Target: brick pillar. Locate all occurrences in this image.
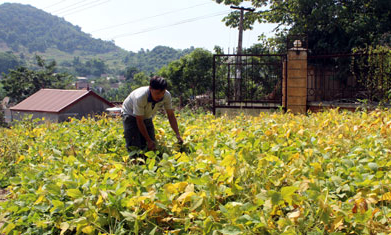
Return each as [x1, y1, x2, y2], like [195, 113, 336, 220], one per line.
[286, 47, 307, 114]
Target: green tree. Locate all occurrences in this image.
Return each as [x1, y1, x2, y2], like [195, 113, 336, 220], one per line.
[159, 48, 213, 105]
[131, 72, 150, 91]
[1, 55, 73, 103]
[124, 46, 195, 74]
[214, 0, 391, 53]
[124, 66, 139, 81]
[0, 51, 20, 74]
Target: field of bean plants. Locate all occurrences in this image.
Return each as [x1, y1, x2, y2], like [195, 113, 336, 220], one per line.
[1, 109, 391, 234]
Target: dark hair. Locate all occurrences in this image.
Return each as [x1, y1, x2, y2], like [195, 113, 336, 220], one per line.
[149, 76, 167, 90]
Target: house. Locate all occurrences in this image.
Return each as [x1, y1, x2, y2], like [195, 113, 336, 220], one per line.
[10, 89, 114, 122]
[75, 77, 89, 89]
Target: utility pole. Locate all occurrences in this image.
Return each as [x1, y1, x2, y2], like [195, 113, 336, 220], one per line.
[230, 6, 255, 101]
[230, 6, 255, 56]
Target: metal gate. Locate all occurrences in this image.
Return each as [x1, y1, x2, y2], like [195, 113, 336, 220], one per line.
[212, 54, 286, 114]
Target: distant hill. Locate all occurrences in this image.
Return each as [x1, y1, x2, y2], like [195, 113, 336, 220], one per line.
[0, 3, 196, 76]
[124, 46, 195, 74]
[0, 3, 122, 54]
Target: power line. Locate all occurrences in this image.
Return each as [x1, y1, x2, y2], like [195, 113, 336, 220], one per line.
[89, 2, 213, 33]
[112, 10, 230, 40]
[42, 0, 69, 10]
[60, 0, 111, 16]
[51, 0, 108, 16]
[50, 0, 89, 14]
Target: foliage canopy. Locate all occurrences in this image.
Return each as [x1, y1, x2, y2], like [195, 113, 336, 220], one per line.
[214, 0, 391, 53]
[1, 56, 73, 104]
[1, 109, 391, 234]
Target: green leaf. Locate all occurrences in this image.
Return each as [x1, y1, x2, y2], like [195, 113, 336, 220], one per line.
[368, 162, 378, 171]
[148, 158, 155, 170]
[268, 190, 283, 206]
[149, 226, 157, 235]
[190, 198, 203, 211]
[218, 225, 242, 235]
[2, 223, 16, 235]
[120, 211, 137, 221]
[66, 189, 83, 199]
[50, 200, 64, 213]
[144, 151, 156, 158]
[46, 184, 61, 196]
[281, 186, 298, 205]
[203, 216, 213, 234]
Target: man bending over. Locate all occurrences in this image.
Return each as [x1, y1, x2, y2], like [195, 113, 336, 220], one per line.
[122, 76, 183, 152]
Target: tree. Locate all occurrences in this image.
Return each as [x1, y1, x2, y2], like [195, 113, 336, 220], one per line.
[124, 67, 139, 81]
[0, 51, 20, 74]
[214, 0, 391, 53]
[1, 55, 73, 103]
[131, 72, 150, 91]
[159, 48, 213, 105]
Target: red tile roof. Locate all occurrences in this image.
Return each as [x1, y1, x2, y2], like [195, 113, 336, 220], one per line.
[10, 89, 114, 113]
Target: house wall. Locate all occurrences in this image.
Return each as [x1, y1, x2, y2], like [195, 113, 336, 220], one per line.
[10, 111, 59, 122]
[59, 95, 112, 121]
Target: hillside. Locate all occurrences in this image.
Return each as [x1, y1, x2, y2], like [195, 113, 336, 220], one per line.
[0, 3, 122, 54]
[0, 3, 195, 76]
[124, 46, 195, 74]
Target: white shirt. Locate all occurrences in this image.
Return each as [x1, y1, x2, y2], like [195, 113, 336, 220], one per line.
[122, 86, 172, 119]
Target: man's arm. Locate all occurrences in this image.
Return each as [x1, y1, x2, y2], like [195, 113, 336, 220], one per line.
[166, 109, 183, 143]
[135, 115, 155, 150]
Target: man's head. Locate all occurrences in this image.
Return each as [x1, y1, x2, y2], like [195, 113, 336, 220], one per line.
[149, 76, 167, 102]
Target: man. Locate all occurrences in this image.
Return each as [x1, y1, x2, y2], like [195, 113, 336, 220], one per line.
[122, 76, 183, 152]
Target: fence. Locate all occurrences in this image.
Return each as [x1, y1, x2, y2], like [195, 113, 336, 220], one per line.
[308, 53, 391, 104]
[213, 54, 285, 114]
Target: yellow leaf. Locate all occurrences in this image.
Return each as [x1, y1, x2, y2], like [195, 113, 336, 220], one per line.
[338, 134, 343, 139]
[311, 162, 322, 175]
[332, 217, 344, 231]
[164, 184, 177, 194]
[96, 195, 103, 207]
[381, 192, 391, 201]
[286, 130, 291, 138]
[16, 155, 25, 164]
[171, 202, 181, 213]
[221, 154, 236, 166]
[177, 191, 196, 204]
[126, 198, 137, 208]
[34, 195, 45, 205]
[175, 182, 188, 192]
[82, 225, 94, 234]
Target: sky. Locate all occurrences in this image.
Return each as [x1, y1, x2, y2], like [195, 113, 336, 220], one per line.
[0, 0, 277, 53]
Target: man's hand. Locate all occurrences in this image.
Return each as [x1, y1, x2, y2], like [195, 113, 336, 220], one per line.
[147, 140, 156, 151]
[176, 134, 183, 144]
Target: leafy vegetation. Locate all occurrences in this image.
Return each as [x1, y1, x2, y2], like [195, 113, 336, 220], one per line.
[1, 56, 73, 104]
[0, 51, 22, 75]
[159, 48, 213, 106]
[124, 46, 195, 74]
[215, 0, 391, 54]
[1, 109, 391, 234]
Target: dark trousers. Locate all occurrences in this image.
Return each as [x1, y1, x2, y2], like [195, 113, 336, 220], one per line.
[122, 115, 156, 151]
